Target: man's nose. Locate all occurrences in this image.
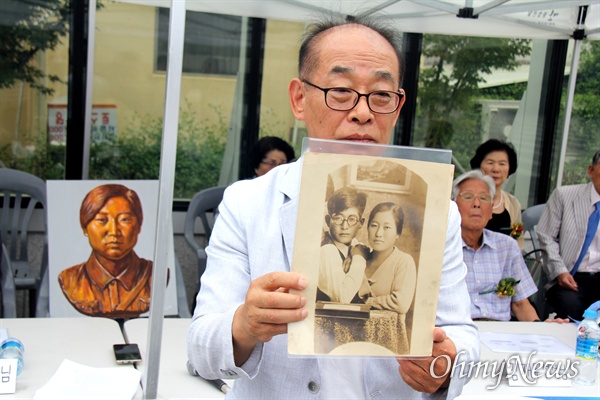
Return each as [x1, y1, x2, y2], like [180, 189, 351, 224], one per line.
[349, 96, 373, 123]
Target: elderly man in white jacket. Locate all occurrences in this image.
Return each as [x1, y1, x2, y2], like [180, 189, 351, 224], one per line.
[188, 13, 478, 399]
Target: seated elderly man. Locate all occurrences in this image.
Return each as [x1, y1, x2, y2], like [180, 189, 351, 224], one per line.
[453, 170, 545, 322]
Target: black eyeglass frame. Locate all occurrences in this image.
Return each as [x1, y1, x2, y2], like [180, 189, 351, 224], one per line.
[330, 214, 362, 227]
[302, 80, 404, 114]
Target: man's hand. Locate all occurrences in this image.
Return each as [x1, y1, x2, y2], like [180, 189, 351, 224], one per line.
[397, 328, 456, 394]
[557, 272, 578, 291]
[232, 272, 307, 366]
[544, 318, 571, 323]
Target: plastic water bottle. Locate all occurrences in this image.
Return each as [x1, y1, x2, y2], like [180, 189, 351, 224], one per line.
[574, 309, 599, 386]
[0, 337, 25, 376]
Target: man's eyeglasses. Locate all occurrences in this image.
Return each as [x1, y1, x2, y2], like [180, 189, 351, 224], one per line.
[457, 192, 492, 203]
[261, 158, 286, 167]
[302, 80, 403, 114]
[331, 214, 361, 226]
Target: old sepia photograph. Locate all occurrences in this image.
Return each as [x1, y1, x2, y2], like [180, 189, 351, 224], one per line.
[289, 151, 454, 357]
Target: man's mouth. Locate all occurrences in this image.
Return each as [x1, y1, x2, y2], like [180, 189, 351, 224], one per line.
[344, 134, 376, 142]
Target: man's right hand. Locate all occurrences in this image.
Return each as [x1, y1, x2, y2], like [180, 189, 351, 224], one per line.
[557, 272, 578, 291]
[232, 272, 308, 366]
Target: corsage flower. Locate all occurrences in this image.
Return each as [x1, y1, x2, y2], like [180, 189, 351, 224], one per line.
[510, 222, 524, 240]
[479, 278, 521, 298]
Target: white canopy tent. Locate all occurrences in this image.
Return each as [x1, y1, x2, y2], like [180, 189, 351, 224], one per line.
[113, 0, 599, 187]
[93, 1, 599, 398]
[121, 0, 600, 39]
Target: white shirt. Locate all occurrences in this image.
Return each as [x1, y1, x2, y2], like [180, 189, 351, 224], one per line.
[318, 238, 366, 303]
[319, 358, 365, 399]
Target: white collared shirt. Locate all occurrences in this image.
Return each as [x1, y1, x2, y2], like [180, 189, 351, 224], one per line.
[319, 357, 365, 399]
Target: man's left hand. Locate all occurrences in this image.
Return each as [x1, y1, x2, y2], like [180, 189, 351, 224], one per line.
[397, 327, 456, 393]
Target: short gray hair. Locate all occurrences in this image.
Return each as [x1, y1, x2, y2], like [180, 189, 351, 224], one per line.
[452, 170, 496, 200]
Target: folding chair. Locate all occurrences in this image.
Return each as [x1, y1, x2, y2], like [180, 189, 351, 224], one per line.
[1, 241, 17, 318]
[184, 186, 226, 310]
[522, 203, 546, 252]
[0, 168, 49, 317]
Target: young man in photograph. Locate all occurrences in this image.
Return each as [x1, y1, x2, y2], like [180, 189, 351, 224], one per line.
[317, 186, 369, 303]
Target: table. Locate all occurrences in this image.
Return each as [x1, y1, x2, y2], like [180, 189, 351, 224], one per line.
[314, 310, 408, 354]
[124, 318, 228, 399]
[0, 317, 139, 399]
[457, 321, 600, 398]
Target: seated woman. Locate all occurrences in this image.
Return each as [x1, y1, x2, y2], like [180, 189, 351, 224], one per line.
[251, 136, 295, 177]
[357, 202, 417, 352]
[470, 139, 524, 249]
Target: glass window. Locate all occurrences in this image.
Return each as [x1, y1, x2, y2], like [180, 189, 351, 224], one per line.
[0, 0, 70, 179]
[413, 34, 551, 208]
[81, 2, 246, 199]
[557, 41, 600, 187]
[259, 19, 305, 157]
[156, 8, 242, 76]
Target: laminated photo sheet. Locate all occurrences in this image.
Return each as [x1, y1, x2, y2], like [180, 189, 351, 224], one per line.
[289, 138, 454, 357]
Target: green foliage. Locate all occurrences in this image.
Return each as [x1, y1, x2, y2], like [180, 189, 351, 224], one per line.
[0, 105, 227, 199]
[0, 1, 104, 95]
[0, 135, 65, 179]
[561, 41, 600, 186]
[89, 105, 227, 199]
[417, 35, 531, 149]
[0, 0, 70, 95]
[480, 82, 527, 101]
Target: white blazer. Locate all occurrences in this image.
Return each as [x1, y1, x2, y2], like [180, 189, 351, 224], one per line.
[187, 159, 479, 399]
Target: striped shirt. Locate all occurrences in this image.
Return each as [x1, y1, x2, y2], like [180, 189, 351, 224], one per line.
[462, 229, 537, 321]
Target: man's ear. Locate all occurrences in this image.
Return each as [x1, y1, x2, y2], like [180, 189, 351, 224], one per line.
[359, 218, 365, 227]
[391, 88, 406, 124]
[289, 78, 306, 121]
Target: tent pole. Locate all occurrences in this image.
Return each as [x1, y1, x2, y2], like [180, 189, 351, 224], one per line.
[82, 0, 96, 179]
[556, 6, 587, 187]
[142, 0, 186, 398]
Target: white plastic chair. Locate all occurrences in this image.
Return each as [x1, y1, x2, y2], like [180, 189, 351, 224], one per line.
[0, 168, 49, 317]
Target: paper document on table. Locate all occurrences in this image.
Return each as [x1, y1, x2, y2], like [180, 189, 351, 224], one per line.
[34, 359, 141, 400]
[480, 332, 574, 354]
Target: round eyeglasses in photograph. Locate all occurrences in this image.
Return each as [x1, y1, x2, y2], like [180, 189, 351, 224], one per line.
[331, 215, 361, 226]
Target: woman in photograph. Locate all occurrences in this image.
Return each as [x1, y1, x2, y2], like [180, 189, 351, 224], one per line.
[358, 202, 417, 352]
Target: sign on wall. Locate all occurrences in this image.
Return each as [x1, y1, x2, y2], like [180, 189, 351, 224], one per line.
[47, 104, 117, 144]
